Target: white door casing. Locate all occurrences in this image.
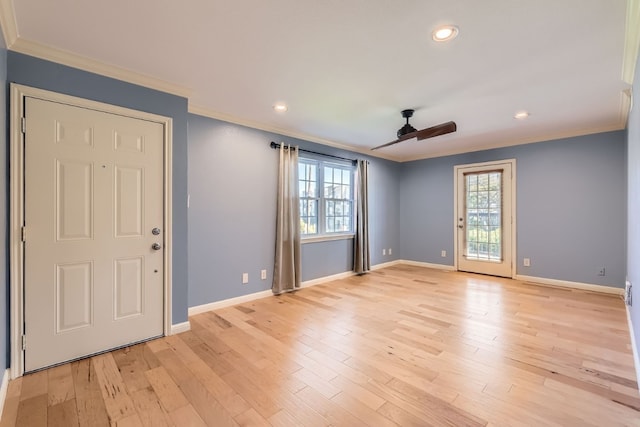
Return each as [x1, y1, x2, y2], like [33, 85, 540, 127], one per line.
[10, 85, 173, 377]
[454, 160, 516, 278]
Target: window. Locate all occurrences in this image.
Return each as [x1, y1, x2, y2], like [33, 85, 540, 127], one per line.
[299, 158, 354, 237]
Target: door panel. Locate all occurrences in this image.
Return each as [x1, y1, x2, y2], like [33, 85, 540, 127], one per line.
[114, 257, 144, 319]
[115, 166, 144, 237]
[56, 160, 93, 240]
[456, 161, 514, 278]
[56, 261, 93, 332]
[24, 97, 165, 372]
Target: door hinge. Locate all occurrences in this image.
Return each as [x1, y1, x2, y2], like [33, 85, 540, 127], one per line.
[21, 226, 26, 242]
[21, 117, 26, 134]
[22, 335, 26, 350]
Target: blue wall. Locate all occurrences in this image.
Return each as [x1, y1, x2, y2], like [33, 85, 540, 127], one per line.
[7, 52, 190, 324]
[400, 131, 627, 287]
[187, 113, 401, 307]
[628, 51, 640, 359]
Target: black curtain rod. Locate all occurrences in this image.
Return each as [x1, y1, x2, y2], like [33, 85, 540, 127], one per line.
[270, 141, 357, 165]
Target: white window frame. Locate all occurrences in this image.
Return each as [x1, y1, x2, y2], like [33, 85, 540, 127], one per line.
[299, 156, 356, 243]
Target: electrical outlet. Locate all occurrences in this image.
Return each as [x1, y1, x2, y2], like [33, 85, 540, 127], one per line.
[441, 250, 446, 258]
[261, 269, 267, 280]
[523, 258, 530, 267]
[242, 273, 248, 284]
[388, 248, 392, 255]
[383, 249, 386, 256]
[626, 281, 632, 306]
[598, 267, 605, 276]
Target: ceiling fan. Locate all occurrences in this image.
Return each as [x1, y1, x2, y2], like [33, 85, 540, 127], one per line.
[372, 109, 457, 150]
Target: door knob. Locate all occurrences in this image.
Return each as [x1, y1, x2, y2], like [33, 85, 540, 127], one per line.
[152, 243, 162, 250]
[458, 225, 464, 229]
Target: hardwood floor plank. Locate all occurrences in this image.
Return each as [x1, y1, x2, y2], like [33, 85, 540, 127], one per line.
[2, 265, 638, 426]
[71, 359, 110, 427]
[330, 391, 399, 427]
[144, 366, 189, 413]
[0, 378, 22, 427]
[267, 408, 302, 427]
[47, 398, 79, 427]
[130, 386, 173, 427]
[113, 344, 160, 394]
[20, 370, 48, 402]
[47, 364, 75, 406]
[91, 353, 137, 423]
[234, 408, 271, 427]
[15, 394, 47, 426]
[168, 404, 207, 427]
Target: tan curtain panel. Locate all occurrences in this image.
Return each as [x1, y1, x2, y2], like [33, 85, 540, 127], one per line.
[272, 144, 301, 294]
[354, 159, 370, 274]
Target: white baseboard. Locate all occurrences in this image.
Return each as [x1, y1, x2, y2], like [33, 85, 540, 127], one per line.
[627, 307, 640, 391]
[301, 270, 357, 287]
[398, 259, 456, 271]
[516, 274, 625, 295]
[0, 369, 9, 421]
[169, 321, 191, 335]
[371, 260, 403, 270]
[188, 290, 273, 316]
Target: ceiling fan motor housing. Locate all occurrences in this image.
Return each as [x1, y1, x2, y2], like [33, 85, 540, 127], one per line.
[398, 123, 417, 138]
[398, 109, 417, 137]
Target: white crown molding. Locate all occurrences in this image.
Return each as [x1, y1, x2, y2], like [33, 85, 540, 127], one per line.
[0, 0, 18, 47]
[400, 121, 626, 163]
[188, 103, 401, 163]
[9, 38, 191, 99]
[623, 0, 640, 84]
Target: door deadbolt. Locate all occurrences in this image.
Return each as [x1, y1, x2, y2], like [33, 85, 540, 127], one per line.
[152, 228, 161, 235]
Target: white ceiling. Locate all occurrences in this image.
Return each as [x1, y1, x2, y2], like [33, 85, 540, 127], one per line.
[3, 0, 635, 161]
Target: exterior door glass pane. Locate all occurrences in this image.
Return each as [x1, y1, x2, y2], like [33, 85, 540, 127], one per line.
[465, 171, 502, 261]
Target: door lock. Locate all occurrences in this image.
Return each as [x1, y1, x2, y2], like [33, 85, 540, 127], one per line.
[152, 228, 161, 235]
[152, 243, 162, 250]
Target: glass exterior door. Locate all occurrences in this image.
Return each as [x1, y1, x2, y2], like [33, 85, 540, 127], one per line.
[456, 161, 514, 277]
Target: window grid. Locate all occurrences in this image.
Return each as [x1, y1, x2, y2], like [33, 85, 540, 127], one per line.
[298, 158, 354, 236]
[465, 171, 502, 261]
[299, 161, 318, 235]
[323, 166, 353, 233]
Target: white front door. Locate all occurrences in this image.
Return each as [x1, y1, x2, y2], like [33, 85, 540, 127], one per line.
[24, 97, 165, 372]
[455, 160, 515, 278]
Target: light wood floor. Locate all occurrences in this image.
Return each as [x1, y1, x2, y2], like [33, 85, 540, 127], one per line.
[2, 265, 639, 426]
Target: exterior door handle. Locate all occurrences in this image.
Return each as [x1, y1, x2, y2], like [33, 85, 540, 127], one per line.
[152, 243, 162, 250]
[458, 225, 464, 229]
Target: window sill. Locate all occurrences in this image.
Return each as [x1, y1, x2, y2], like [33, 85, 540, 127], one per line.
[301, 233, 355, 244]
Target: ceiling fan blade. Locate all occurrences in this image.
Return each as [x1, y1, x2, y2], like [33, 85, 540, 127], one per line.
[371, 131, 417, 150]
[415, 121, 457, 140]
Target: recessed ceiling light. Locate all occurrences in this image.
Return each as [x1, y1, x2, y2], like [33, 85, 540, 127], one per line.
[514, 111, 530, 119]
[273, 103, 288, 113]
[432, 25, 459, 42]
